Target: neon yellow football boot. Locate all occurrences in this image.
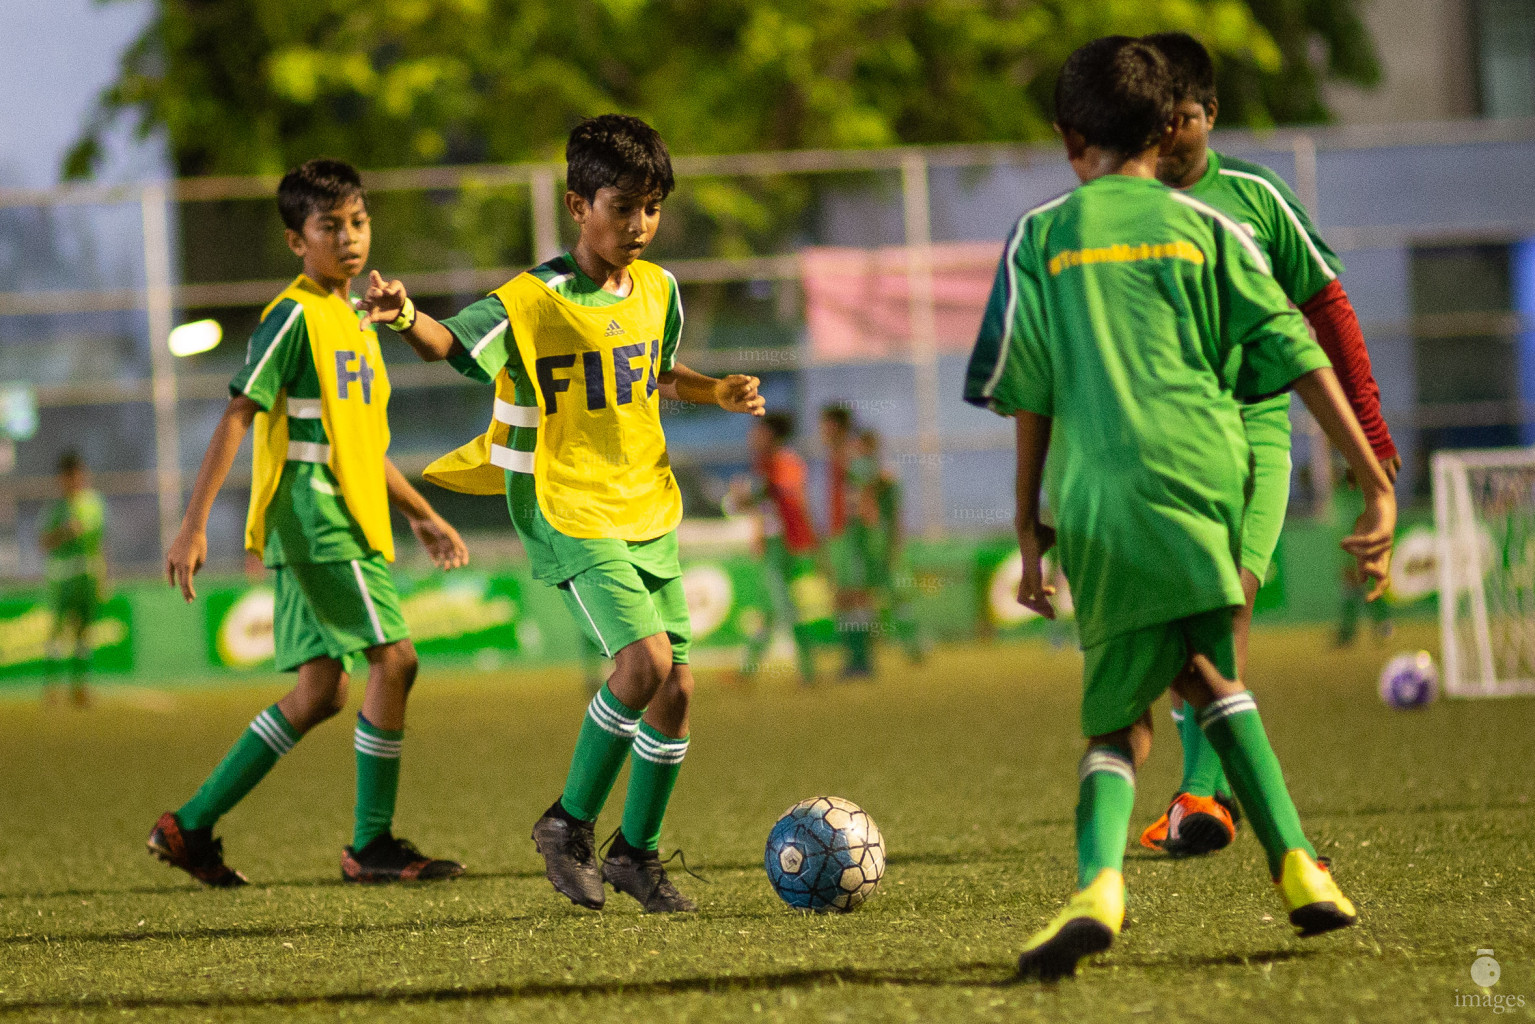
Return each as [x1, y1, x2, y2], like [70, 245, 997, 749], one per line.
[1277, 849, 1357, 936]
[1016, 868, 1124, 981]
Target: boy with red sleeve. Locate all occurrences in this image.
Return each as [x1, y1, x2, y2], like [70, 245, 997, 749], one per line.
[1138, 33, 1399, 857]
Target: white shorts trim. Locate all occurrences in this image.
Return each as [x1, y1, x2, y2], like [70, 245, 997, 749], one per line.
[350, 559, 387, 645]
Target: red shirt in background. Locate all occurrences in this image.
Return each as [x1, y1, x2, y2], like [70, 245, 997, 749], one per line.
[760, 449, 818, 554]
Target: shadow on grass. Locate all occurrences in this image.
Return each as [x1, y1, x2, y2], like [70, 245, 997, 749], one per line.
[0, 911, 542, 948]
[0, 962, 1011, 1013]
[0, 837, 1073, 906]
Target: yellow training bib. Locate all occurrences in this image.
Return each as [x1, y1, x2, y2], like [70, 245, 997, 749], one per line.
[245, 275, 395, 561]
[429, 262, 682, 540]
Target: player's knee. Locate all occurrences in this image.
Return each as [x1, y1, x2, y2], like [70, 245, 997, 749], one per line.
[320, 677, 350, 720]
[617, 634, 673, 702]
[372, 640, 419, 694]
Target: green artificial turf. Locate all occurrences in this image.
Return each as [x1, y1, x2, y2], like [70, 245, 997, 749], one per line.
[1, 622, 1531, 1023]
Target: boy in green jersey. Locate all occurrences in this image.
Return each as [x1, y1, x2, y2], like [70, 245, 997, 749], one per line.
[366, 115, 765, 913]
[963, 37, 1396, 980]
[820, 405, 877, 677]
[153, 160, 469, 888]
[852, 429, 923, 664]
[40, 451, 106, 706]
[1136, 33, 1400, 857]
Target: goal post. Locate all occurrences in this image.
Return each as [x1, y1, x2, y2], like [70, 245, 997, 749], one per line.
[1433, 447, 1535, 697]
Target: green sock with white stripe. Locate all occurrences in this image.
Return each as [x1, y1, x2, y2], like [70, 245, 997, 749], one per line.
[177, 705, 299, 830]
[1199, 692, 1316, 879]
[353, 714, 403, 851]
[1173, 704, 1231, 799]
[559, 685, 642, 822]
[621, 723, 689, 851]
[1075, 745, 1136, 890]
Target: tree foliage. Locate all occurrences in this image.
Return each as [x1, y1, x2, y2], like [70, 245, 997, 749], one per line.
[68, 0, 1377, 179]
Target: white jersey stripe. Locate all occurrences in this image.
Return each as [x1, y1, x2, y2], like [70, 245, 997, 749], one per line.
[286, 397, 322, 419]
[981, 192, 1072, 402]
[469, 318, 509, 359]
[1217, 169, 1337, 283]
[1171, 192, 1272, 274]
[242, 303, 304, 397]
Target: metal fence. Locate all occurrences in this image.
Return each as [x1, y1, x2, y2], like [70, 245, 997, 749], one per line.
[4, 118, 1535, 577]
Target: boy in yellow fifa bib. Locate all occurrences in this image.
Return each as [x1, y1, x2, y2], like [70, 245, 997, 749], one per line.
[153, 160, 469, 887]
[366, 115, 764, 913]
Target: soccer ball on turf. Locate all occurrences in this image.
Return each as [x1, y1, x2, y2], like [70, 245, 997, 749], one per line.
[1379, 650, 1438, 708]
[764, 796, 885, 912]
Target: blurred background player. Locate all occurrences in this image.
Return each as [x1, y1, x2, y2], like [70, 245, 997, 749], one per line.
[1137, 32, 1400, 859]
[368, 115, 764, 914]
[966, 36, 1394, 980]
[40, 451, 105, 707]
[853, 429, 925, 665]
[736, 412, 822, 684]
[153, 159, 469, 888]
[820, 404, 876, 678]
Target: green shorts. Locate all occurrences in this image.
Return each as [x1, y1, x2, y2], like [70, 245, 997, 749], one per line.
[273, 555, 409, 673]
[1240, 397, 1293, 587]
[559, 561, 692, 664]
[1080, 606, 1238, 737]
[50, 574, 101, 626]
[828, 529, 872, 590]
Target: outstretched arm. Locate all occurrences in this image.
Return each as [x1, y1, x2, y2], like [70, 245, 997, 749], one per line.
[385, 459, 469, 571]
[1013, 410, 1057, 619]
[1292, 368, 1396, 599]
[166, 395, 260, 601]
[360, 271, 462, 362]
[659, 362, 766, 416]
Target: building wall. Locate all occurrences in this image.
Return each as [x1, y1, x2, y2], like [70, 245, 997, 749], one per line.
[1323, 0, 1479, 125]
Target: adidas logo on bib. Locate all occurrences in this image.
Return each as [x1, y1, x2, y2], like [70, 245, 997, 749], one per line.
[604, 319, 625, 337]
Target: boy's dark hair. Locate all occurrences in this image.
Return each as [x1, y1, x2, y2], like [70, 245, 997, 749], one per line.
[858, 428, 881, 448]
[57, 450, 83, 474]
[277, 159, 366, 231]
[762, 412, 795, 442]
[820, 404, 852, 431]
[1054, 36, 1173, 156]
[1143, 32, 1217, 110]
[566, 115, 675, 203]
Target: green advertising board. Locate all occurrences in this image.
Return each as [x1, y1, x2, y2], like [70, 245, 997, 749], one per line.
[0, 591, 133, 680]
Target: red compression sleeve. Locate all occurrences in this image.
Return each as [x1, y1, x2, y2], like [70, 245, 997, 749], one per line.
[1300, 280, 1396, 462]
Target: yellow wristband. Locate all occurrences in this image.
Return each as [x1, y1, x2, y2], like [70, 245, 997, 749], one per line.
[387, 297, 417, 332]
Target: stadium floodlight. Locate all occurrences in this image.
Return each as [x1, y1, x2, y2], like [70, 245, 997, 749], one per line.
[168, 319, 223, 357]
[0, 383, 37, 441]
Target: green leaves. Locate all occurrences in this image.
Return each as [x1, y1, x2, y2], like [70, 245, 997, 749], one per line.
[73, 0, 1376, 179]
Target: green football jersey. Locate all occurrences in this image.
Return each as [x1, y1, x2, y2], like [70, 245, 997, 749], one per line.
[1185, 151, 1348, 445]
[230, 298, 372, 566]
[441, 253, 684, 583]
[963, 174, 1330, 648]
[42, 490, 106, 582]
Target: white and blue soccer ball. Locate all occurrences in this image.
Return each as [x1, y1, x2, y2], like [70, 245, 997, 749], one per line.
[764, 796, 886, 912]
[1379, 650, 1438, 708]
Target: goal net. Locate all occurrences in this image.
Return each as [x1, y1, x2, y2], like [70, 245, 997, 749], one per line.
[1433, 447, 1535, 697]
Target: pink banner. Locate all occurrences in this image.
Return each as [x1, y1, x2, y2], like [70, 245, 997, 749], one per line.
[800, 241, 1004, 363]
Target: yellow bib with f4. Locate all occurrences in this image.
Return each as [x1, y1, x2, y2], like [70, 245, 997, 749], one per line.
[245, 275, 395, 561]
[429, 261, 682, 540]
